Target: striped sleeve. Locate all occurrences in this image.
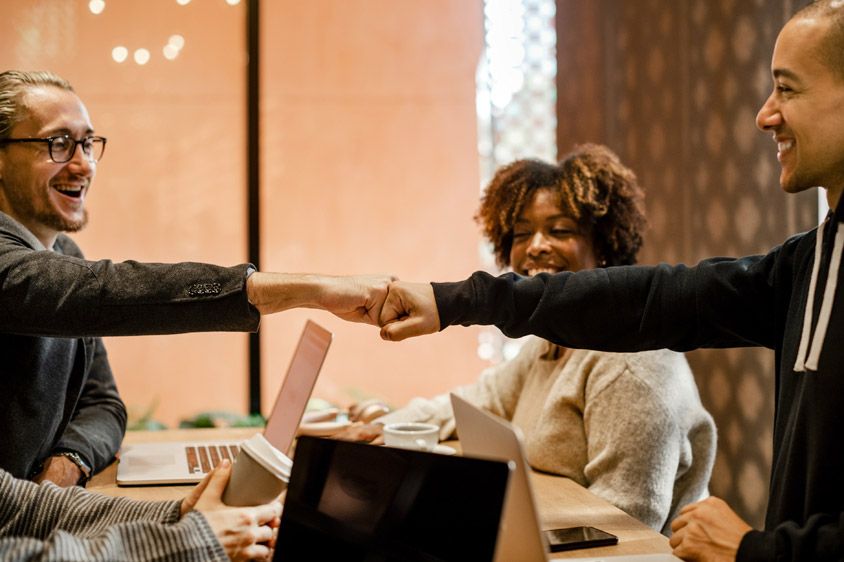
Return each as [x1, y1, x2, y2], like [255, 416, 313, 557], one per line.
[0, 470, 226, 561]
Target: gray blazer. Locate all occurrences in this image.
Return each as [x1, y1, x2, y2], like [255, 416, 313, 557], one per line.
[0, 211, 259, 478]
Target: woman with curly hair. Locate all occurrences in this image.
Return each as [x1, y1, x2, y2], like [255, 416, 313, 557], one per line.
[340, 144, 715, 534]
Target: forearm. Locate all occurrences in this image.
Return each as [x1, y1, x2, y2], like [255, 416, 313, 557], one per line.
[582, 370, 680, 531]
[0, 511, 225, 562]
[246, 272, 338, 314]
[433, 258, 780, 352]
[738, 513, 844, 561]
[54, 339, 127, 473]
[0, 248, 258, 337]
[0, 471, 226, 561]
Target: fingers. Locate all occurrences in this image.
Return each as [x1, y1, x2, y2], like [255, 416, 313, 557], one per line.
[181, 468, 215, 516]
[380, 315, 433, 341]
[252, 501, 283, 526]
[236, 543, 272, 562]
[198, 459, 232, 505]
[378, 282, 440, 340]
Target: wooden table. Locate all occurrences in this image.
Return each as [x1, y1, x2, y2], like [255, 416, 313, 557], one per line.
[90, 428, 672, 559]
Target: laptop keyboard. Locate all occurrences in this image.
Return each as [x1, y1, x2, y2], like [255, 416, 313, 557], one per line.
[185, 444, 241, 474]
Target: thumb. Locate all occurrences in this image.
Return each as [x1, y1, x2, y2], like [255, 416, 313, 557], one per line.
[380, 317, 424, 341]
[199, 459, 232, 504]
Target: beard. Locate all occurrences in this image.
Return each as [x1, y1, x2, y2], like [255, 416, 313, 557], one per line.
[2, 183, 89, 235]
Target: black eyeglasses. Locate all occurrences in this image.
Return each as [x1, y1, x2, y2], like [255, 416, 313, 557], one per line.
[0, 135, 107, 163]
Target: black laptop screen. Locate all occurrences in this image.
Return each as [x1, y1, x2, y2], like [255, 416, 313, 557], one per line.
[274, 436, 510, 562]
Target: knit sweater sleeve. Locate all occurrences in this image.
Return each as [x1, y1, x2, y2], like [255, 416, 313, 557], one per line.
[376, 338, 543, 440]
[0, 471, 227, 562]
[580, 360, 685, 532]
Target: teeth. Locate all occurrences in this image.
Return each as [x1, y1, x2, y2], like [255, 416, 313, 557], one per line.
[527, 268, 559, 276]
[777, 140, 794, 153]
[53, 185, 83, 192]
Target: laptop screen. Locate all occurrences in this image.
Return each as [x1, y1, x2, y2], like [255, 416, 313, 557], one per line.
[263, 320, 332, 454]
[274, 436, 511, 562]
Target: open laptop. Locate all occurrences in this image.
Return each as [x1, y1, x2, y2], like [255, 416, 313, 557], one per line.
[116, 320, 332, 485]
[451, 393, 681, 562]
[274, 435, 513, 562]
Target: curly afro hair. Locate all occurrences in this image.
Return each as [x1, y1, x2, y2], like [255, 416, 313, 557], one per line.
[475, 143, 647, 269]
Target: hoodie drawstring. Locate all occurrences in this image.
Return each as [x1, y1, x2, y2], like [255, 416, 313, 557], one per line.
[794, 218, 843, 372]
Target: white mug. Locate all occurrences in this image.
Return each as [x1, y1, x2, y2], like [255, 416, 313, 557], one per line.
[383, 422, 439, 452]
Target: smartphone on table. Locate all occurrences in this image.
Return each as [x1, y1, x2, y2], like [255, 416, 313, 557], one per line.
[544, 525, 618, 552]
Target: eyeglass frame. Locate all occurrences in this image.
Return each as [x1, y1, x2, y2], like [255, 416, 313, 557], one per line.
[0, 134, 107, 164]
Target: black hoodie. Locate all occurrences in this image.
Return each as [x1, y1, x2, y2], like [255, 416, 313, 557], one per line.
[433, 196, 844, 561]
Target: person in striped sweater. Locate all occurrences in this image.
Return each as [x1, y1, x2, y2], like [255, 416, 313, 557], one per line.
[0, 459, 281, 561]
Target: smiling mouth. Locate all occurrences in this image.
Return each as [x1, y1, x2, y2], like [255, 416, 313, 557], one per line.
[53, 185, 84, 199]
[525, 266, 562, 276]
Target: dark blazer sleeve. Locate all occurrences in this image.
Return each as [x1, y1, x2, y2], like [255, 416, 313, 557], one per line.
[0, 216, 260, 338]
[53, 337, 127, 474]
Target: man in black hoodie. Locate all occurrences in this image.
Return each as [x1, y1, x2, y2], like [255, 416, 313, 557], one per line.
[377, 1, 844, 560]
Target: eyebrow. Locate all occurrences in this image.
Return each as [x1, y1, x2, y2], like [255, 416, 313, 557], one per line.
[515, 214, 572, 222]
[41, 126, 95, 137]
[773, 68, 802, 83]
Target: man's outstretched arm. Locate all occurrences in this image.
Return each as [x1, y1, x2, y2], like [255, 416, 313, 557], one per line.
[246, 272, 394, 325]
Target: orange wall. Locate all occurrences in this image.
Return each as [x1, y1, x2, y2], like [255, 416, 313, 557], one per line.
[1, 0, 486, 425]
[259, 0, 486, 414]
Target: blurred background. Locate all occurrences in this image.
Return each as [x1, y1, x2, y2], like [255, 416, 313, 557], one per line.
[1, 0, 819, 527]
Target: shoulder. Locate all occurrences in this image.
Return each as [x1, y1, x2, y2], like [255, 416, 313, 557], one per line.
[575, 348, 697, 402]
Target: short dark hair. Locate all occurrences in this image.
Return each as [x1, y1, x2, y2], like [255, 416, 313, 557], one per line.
[0, 70, 74, 140]
[792, 0, 844, 82]
[475, 143, 647, 269]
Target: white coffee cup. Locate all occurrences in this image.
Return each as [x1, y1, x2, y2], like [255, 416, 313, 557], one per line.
[382, 422, 439, 452]
[222, 433, 292, 506]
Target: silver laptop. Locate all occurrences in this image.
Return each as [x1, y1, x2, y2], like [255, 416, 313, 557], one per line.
[450, 394, 680, 562]
[116, 320, 332, 485]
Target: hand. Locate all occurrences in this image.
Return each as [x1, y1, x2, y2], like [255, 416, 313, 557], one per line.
[332, 422, 384, 444]
[181, 460, 282, 562]
[669, 496, 752, 561]
[379, 281, 440, 341]
[32, 455, 82, 487]
[246, 273, 395, 326]
[317, 274, 395, 325]
[348, 399, 391, 423]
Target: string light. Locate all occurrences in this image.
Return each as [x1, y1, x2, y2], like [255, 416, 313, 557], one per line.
[134, 48, 151, 65]
[111, 46, 128, 63]
[97, 1, 241, 66]
[89, 0, 105, 15]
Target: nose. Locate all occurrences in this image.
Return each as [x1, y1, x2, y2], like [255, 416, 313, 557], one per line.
[526, 232, 551, 255]
[66, 142, 94, 175]
[756, 91, 781, 132]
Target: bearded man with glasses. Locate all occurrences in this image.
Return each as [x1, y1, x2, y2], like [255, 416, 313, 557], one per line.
[0, 70, 393, 498]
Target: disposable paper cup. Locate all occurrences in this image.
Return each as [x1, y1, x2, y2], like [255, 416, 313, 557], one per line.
[383, 422, 439, 452]
[222, 433, 292, 506]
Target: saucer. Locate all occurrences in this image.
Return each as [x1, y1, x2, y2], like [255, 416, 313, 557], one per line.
[433, 444, 457, 455]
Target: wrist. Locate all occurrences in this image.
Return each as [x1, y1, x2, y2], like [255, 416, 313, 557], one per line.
[54, 451, 92, 486]
[247, 272, 324, 314]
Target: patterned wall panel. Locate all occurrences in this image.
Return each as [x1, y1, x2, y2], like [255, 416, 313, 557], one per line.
[557, 0, 817, 527]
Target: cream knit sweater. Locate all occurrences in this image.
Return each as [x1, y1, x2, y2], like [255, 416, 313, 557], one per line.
[377, 337, 716, 534]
